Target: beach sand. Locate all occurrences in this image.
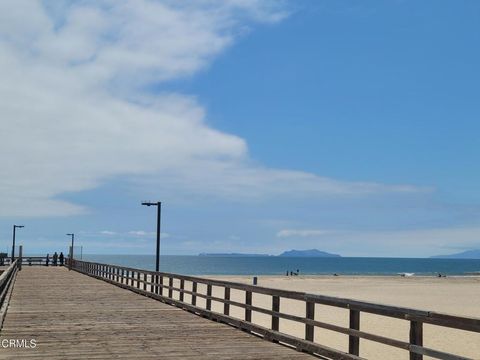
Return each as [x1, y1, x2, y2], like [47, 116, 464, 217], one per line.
[191, 275, 480, 359]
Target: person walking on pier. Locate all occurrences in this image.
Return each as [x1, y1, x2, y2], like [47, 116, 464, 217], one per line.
[52, 252, 58, 266]
[45, 254, 49, 266]
[59, 252, 64, 266]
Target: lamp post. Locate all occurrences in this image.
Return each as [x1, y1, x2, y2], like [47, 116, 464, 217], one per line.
[141, 201, 161, 272]
[11, 225, 24, 261]
[66, 233, 74, 270]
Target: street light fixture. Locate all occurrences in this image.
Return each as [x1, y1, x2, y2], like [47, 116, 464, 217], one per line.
[141, 201, 161, 272]
[11, 225, 25, 261]
[66, 233, 74, 270]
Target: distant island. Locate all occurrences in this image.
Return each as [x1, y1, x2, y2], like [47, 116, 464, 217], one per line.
[198, 249, 341, 257]
[198, 253, 271, 257]
[279, 249, 341, 258]
[431, 249, 480, 259]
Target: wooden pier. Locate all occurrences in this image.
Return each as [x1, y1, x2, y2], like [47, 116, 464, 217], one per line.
[0, 259, 479, 359]
[0, 267, 313, 359]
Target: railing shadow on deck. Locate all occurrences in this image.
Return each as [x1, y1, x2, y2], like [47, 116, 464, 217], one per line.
[69, 259, 480, 360]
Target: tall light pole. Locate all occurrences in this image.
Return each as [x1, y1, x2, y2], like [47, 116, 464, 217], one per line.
[141, 201, 161, 272]
[11, 225, 24, 261]
[67, 233, 74, 270]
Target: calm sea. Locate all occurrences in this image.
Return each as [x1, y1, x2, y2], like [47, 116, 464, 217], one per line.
[79, 255, 480, 276]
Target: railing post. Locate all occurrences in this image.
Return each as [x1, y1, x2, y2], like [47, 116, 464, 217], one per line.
[18, 245, 23, 271]
[245, 291, 252, 322]
[305, 300, 315, 342]
[179, 279, 184, 302]
[143, 273, 147, 291]
[349, 309, 360, 355]
[271, 295, 280, 331]
[206, 284, 212, 311]
[68, 246, 72, 271]
[168, 277, 173, 298]
[158, 275, 162, 295]
[224, 287, 230, 315]
[192, 282, 197, 306]
[409, 321, 423, 360]
[136, 271, 140, 288]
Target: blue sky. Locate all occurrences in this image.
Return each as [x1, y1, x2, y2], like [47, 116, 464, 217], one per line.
[1, 0, 479, 257]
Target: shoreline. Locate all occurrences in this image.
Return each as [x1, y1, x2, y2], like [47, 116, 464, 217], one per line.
[202, 273, 480, 278]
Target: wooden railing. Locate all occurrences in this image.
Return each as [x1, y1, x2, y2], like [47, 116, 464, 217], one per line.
[4, 256, 65, 266]
[69, 259, 480, 360]
[0, 260, 20, 329]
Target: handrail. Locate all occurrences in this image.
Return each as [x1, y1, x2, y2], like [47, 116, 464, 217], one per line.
[3, 257, 64, 266]
[69, 259, 479, 360]
[0, 260, 20, 329]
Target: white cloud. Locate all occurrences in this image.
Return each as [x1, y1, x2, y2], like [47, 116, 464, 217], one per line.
[0, 0, 424, 217]
[100, 230, 116, 235]
[277, 229, 332, 238]
[128, 230, 152, 237]
[128, 230, 170, 238]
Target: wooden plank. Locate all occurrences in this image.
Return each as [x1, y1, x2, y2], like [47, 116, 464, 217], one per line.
[245, 291, 252, 322]
[168, 277, 173, 298]
[272, 295, 280, 332]
[206, 284, 212, 311]
[224, 287, 230, 316]
[349, 309, 360, 356]
[179, 279, 185, 302]
[305, 301, 315, 342]
[192, 281, 197, 306]
[410, 321, 423, 360]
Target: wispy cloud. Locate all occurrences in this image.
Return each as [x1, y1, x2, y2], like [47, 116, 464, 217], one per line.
[128, 230, 170, 238]
[276, 229, 332, 238]
[0, 0, 425, 217]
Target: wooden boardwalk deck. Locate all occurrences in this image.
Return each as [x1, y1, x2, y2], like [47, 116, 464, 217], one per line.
[0, 267, 314, 359]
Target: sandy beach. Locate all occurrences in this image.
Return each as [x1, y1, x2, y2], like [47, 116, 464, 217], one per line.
[197, 275, 480, 359]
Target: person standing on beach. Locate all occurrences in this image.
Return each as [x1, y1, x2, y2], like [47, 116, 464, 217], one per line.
[52, 252, 58, 266]
[45, 254, 49, 266]
[59, 252, 64, 266]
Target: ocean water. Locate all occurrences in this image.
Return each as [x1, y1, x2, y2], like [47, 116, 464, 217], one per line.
[80, 255, 480, 276]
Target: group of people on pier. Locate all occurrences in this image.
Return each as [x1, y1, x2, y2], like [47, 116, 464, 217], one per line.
[45, 252, 64, 266]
